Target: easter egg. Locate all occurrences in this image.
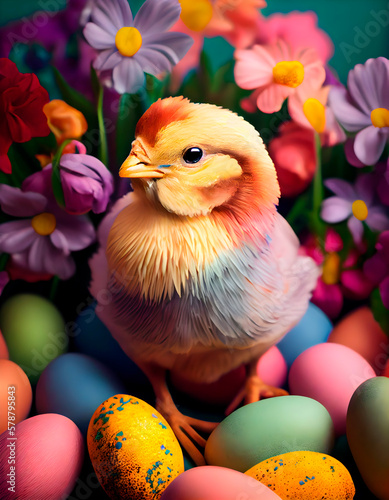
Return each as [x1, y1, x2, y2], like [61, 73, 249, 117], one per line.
[170, 365, 246, 406]
[256, 346, 288, 387]
[289, 342, 376, 435]
[88, 394, 184, 499]
[245, 451, 355, 499]
[205, 395, 334, 472]
[36, 353, 126, 435]
[347, 376, 389, 500]
[160, 466, 282, 500]
[277, 302, 332, 367]
[0, 330, 8, 359]
[0, 294, 68, 384]
[328, 307, 389, 374]
[73, 303, 149, 385]
[0, 359, 32, 434]
[0, 413, 84, 500]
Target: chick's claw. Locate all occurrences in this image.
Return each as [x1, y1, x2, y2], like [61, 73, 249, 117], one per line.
[225, 374, 289, 416]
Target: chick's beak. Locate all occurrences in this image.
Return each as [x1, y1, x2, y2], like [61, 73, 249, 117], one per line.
[119, 154, 165, 179]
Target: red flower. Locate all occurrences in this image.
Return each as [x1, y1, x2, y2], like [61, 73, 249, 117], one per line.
[0, 58, 50, 174]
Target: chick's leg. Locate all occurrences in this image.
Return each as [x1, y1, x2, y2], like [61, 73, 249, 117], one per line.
[225, 358, 288, 415]
[139, 362, 218, 466]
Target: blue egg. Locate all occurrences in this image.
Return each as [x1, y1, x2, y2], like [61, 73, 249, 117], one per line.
[72, 302, 148, 385]
[277, 302, 333, 367]
[35, 353, 126, 434]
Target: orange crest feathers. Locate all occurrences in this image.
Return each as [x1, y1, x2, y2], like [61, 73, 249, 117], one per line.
[135, 96, 191, 147]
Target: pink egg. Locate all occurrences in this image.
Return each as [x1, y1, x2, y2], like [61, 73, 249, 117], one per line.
[289, 343, 376, 435]
[160, 466, 282, 500]
[257, 346, 288, 387]
[0, 330, 8, 359]
[0, 414, 84, 500]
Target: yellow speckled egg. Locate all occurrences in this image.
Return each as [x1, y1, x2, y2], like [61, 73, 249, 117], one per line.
[87, 394, 184, 500]
[245, 451, 355, 499]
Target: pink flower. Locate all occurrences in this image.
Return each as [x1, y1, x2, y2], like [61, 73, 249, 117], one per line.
[255, 11, 334, 64]
[234, 40, 326, 113]
[171, 0, 265, 87]
[300, 229, 374, 319]
[364, 231, 389, 309]
[268, 122, 316, 197]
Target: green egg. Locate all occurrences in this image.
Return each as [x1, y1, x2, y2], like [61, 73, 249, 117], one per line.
[347, 376, 389, 500]
[0, 294, 68, 384]
[205, 395, 335, 472]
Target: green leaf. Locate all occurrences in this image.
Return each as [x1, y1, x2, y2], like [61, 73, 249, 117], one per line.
[116, 93, 144, 167]
[371, 288, 389, 336]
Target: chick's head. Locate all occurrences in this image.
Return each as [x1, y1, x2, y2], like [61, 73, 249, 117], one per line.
[120, 97, 280, 219]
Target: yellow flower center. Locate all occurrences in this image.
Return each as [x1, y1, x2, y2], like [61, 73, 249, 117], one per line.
[273, 61, 305, 88]
[352, 199, 368, 221]
[371, 107, 389, 128]
[303, 98, 326, 133]
[115, 27, 142, 57]
[31, 213, 57, 236]
[179, 0, 213, 31]
[322, 252, 341, 285]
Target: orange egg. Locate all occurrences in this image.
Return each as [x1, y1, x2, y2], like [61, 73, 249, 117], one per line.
[0, 330, 8, 359]
[0, 359, 32, 434]
[328, 307, 388, 374]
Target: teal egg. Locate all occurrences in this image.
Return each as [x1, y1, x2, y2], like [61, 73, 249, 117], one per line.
[347, 376, 389, 500]
[205, 395, 334, 472]
[0, 294, 68, 384]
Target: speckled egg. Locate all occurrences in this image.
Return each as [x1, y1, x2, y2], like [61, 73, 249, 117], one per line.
[87, 394, 184, 500]
[245, 451, 355, 499]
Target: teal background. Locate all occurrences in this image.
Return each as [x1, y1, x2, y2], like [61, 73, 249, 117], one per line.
[1, 0, 388, 83]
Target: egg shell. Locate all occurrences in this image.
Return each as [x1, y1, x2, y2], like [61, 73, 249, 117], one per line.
[0, 330, 8, 359]
[0, 294, 68, 384]
[36, 353, 126, 435]
[170, 365, 246, 406]
[0, 359, 32, 434]
[88, 394, 184, 499]
[328, 307, 389, 374]
[245, 451, 355, 499]
[160, 465, 282, 500]
[205, 395, 334, 472]
[256, 346, 288, 387]
[347, 376, 389, 500]
[0, 413, 84, 500]
[289, 342, 376, 435]
[277, 302, 333, 367]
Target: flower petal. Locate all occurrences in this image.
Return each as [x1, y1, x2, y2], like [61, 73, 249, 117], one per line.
[347, 216, 364, 245]
[0, 184, 47, 216]
[344, 137, 365, 167]
[234, 45, 274, 89]
[341, 269, 374, 300]
[379, 275, 389, 309]
[93, 48, 122, 71]
[93, 0, 133, 32]
[354, 126, 388, 166]
[0, 220, 36, 253]
[27, 236, 76, 279]
[135, 0, 181, 34]
[112, 58, 145, 94]
[54, 214, 96, 251]
[348, 57, 389, 113]
[311, 279, 343, 319]
[142, 32, 193, 65]
[366, 207, 389, 232]
[321, 197, 352, 223]
[83, 22, 115, 50]
[328, 86, 371, 132]
[256, 84, 293, 114]
[50, 229, 70, 256]
[324, 178, 356, 201]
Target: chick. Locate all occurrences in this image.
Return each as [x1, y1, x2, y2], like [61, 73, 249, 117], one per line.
[89, 97, 319, 465]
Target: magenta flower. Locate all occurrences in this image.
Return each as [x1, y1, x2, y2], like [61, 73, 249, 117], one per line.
[321, 175, 389, 245]
[329, 57, 389, 165]
[24, 153, 114, 215]
[0, 271, 9, 297]
[364, 231, 389, 309]
[83, 0, 193, 94]
[0, 183, 95, 280]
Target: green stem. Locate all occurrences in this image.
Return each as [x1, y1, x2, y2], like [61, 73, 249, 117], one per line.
[97, 83, 108, 167]
[49, 275, 60, 302]
[51, 139, 72, 207]
[0, 253, 9, 272]
[312, 132, 326, 248]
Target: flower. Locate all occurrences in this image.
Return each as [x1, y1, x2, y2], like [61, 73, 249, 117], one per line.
[287, 83, 346, 146]
[35, 140, 87, 168]
[255, 11, 334, 64]
[364, 231, 389, 309]
[83, 0, 193, 94]
[268, 122, 316, 197]
[329, 57, 389, 165]
[321, 175, 389, 245]
[234, 40, 326, 113]
[25, 153, 114, 215]
[0, 183, 95, 280]
[0, 271, 9, 297]
[0, 58, 50, 174]
[300, 229, 374, 318]
[43, 100, 88, 145]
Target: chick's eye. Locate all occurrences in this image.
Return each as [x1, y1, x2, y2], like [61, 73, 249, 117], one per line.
[183, 147, 203, 164]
